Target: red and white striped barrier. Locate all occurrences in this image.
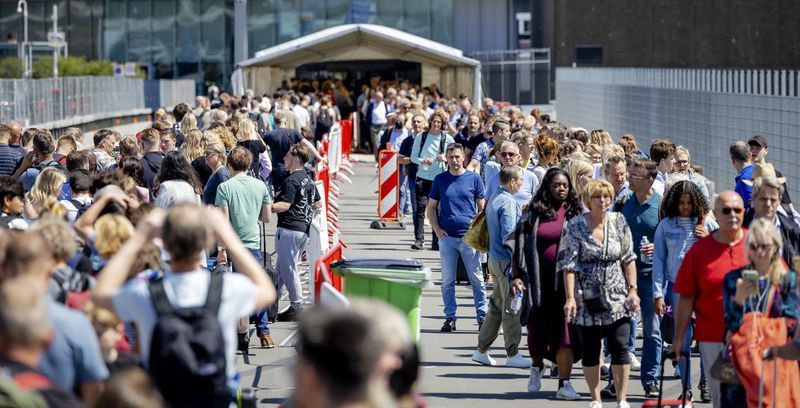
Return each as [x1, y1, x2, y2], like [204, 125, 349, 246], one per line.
[378, 149, 399, 221]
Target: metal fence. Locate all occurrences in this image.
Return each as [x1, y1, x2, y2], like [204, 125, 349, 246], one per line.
[470, 49, 552, 105]
[556, 67, 800, 197]
[0, 77, 196, 128]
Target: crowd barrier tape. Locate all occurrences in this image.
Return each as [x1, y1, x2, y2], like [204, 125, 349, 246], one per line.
[377, 149, 400, 221]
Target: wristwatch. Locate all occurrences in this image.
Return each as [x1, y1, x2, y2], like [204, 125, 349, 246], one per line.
[627, 284, 637, 291]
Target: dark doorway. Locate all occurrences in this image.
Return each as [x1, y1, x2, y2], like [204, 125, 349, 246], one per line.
[296, 59, 422, 94]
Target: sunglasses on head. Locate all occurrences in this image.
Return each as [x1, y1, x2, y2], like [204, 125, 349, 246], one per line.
[721, 207, 744, 215]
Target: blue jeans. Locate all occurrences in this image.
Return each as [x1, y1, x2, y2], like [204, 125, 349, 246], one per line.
[231, 248, 269, 335]
[666, 281, 705, 385]
[439, 236, 487, 322]
[407, 172, 417, 216]
[637, 274, 662, 387]
[398, 165, 412, 215]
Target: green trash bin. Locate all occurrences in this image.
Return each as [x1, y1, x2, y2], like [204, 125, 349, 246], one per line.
[332, 258, 431, 340]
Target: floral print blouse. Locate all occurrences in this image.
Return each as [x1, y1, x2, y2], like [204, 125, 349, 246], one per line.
[557, 212, 637, 326]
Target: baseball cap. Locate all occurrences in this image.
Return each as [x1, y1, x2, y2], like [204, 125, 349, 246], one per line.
[747, 135, 768, 148]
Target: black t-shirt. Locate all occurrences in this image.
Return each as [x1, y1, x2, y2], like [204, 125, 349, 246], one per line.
[398, 133, 417, 180]
[276, 170, 321, 233]
[237, 140, 267, 177]
[140, 151, 164, 191]
[264, 128, 304, 177]
[191, 156, 213, 186]
[466, 133, 488, 152]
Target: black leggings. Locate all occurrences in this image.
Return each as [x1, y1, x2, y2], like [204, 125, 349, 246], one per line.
[579, 317, 631, 367]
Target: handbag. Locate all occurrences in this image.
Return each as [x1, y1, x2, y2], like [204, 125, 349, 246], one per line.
[729, 283, 800, 408]
[463, 210, 489, 253]
[710, 341, 740, 385]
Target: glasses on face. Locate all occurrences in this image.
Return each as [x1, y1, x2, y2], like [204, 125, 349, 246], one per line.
[676, 160, 689, 165]
[721, 207, 744, 215]
[629, 173, 648, 180]
[749, 242, 772, 251]
[500, 152, 517, 158]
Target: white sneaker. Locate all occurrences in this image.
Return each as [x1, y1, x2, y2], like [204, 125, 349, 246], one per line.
[505, 353, 531, 368]
[617, 401, 631, 408]
[555, 380, 581, 400]
[471, 349, 496, 366]
[589, 401, 603, 408]
[629, 352, 641, 371]
[527, 366, 543, 393]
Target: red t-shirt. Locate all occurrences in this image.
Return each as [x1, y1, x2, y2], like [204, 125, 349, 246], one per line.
[674, 230, 748, 342]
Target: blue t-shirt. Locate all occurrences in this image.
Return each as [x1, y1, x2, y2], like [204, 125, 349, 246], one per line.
[735, 164, 754, 205]
[619, 189, 662, 277]
[429, 170, 485, 237]
[485, 167, 540, 207]
[40, 301, 109, 390]
[203, 167, 231, 205]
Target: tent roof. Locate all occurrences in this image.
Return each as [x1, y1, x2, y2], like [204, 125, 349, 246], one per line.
[239, 24, 480, 69]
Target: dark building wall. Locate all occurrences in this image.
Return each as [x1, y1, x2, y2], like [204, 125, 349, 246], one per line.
[550, 0, 800, 68]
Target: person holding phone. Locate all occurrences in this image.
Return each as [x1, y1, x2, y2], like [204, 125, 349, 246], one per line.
[652, 180, 717, 403]
[560, 180, 639, 408]
[721, 219, 800, 406]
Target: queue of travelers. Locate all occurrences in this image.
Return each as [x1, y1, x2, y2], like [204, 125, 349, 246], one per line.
[377, 87, 800, 408]
[0, 75, 799, 408]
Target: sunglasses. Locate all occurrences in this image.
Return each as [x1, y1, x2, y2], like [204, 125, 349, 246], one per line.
[721, 207, 744, 215]
[500, 152, 518, 158]
[749, 243, 772, 251]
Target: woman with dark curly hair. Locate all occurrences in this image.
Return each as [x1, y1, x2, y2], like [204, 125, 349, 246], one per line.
[509, 167, 584, 400]
[153, 150, 202, 209]
[652, 180, 717, 403]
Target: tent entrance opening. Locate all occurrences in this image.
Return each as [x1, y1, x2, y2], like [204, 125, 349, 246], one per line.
[295, 60, 422, 90]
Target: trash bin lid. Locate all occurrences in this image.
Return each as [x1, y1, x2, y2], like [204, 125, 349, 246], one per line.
[331, 258, 425, 271]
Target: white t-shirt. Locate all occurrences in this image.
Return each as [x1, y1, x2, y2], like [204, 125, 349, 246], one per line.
[154, 180, 201, 209]
[112, 270, 257, 387]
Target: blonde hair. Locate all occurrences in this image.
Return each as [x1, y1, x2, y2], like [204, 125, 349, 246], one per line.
[582, 179, 615, 208]
[84, 301, 120, 330]
[30, 167, 66, 209]
[746, 218, 787, 285]
[566, 159, 593, 196]
[29, 216, 77, 263]
[205, 142, 226, 166]
[675, 145, 691, 161]
[180, 129, 204, 162]
[591, 129, 614, 146]
[180, 113, 198, 134]
[601, 144, 626, 167]
[207, 127, 235, 150]
[584, 143, 602, 156]
[95, 214, 135, 259]
[235, 119, 258, 142]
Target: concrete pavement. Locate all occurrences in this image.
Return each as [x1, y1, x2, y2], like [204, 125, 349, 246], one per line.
[236, 157, 707, 407]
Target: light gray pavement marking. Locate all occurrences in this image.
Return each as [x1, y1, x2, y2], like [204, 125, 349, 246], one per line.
[237, 157, 707, 407]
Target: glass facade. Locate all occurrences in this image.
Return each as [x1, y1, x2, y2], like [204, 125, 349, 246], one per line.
[0, 0, 454, 87]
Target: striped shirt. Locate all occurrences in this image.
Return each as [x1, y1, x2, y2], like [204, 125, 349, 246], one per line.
[0, 144, 22, 177]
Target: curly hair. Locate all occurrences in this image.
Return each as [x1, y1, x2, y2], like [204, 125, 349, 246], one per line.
[660, 180, 709, 220]
[526, 167, 583, 223]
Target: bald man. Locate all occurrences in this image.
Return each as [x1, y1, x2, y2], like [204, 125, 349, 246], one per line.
[672, 191, 747, 408]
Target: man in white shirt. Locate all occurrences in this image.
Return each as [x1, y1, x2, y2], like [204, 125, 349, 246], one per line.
[649, 139, 676, 196]
[93, 204, 276, 399]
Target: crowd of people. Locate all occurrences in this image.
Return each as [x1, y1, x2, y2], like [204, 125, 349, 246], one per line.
[0, 82, 426, 408]
[365, 85, 800, 408]
[0, 75, 799, 408]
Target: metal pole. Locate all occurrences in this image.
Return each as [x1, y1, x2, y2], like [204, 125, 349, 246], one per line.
[52, 4, 58, 79]
[17, 0, 28, 78]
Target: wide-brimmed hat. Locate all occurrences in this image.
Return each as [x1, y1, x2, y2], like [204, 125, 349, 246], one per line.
[743, 162, 786, 186]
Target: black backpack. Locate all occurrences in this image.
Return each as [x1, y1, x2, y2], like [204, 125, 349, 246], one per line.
[69, 199, 91, 220]
[147, 273, 229, 407]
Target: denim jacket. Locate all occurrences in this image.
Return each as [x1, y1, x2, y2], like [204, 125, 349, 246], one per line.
[652, 216, 718, 298]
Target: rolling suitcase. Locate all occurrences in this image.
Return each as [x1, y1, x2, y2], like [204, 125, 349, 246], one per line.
[641, 351, 692, 408]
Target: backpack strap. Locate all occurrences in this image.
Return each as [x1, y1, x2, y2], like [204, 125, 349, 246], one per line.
[204, 271, 224, 314]
[439, 133, 447, 155]
[416, 131, 429, 157]
[148, 278, 174, 317]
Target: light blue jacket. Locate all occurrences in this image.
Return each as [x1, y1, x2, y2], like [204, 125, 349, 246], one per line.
[485, 189, 521, 261]
[652, 216, 718, 298]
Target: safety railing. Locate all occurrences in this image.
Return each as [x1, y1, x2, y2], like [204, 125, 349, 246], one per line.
[0, 76, 196, 128]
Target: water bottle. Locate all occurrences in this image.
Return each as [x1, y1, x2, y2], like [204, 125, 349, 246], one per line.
[640, 235, 652, 264]
[510, 291, 523, 315]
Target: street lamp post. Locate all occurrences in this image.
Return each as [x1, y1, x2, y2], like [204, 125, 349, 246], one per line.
[17, 0, 29, 79]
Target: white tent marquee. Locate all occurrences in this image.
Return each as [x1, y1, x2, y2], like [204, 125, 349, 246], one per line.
[233, 24, 482, 103]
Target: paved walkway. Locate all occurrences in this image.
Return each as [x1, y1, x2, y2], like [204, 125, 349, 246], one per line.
[236, 158, 707, 407]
